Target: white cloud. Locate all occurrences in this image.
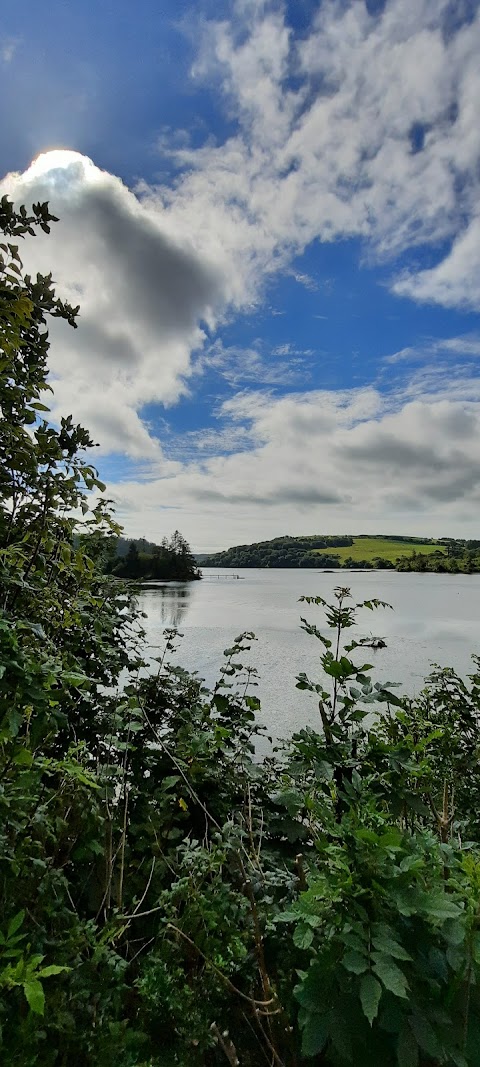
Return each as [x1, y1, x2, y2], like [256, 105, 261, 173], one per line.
[1, 150, 222, 457]
[1, 39, 18, 64]
[287, 270, 319, 292]
[386, 333, 480, 364]
[110, 382, 480, 550]
[393, 217, 480, 310]
[441, 335, 480, 357]
[144, 0, 480, 310]
[200, 338, 311, 386]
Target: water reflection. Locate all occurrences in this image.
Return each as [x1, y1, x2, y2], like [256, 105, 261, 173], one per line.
[138, 569, 480, 741]
[140, 583, 191, 630]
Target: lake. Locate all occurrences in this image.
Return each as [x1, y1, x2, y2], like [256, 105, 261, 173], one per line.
[138, 569, 480, 739]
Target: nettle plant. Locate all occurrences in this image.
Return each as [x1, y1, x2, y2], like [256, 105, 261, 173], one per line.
[274, 588, 480, 1066]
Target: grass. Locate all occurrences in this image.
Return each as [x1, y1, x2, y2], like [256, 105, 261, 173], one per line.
[313, 537, 445, 564]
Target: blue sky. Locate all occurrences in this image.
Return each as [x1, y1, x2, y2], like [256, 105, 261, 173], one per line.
[2, 0, 480, 550]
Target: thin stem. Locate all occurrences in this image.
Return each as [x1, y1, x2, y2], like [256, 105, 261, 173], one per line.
[166, 924, 275, 1008]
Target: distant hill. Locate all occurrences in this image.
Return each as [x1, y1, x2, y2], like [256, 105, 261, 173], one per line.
[201, 533, 480, 572]
[313, 536, 442, 565]
[202, 535, 355, 569]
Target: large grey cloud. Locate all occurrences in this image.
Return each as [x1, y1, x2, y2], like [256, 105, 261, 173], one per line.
[75, 180, 217, 338]
[1, 151, 221, 456]
[189, 485, 345, 506]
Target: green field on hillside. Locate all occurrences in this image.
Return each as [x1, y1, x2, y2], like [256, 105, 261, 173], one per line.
[314, 537, 444, 564]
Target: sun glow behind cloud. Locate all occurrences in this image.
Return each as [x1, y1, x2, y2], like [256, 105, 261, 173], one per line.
[28, 149, 95, 178]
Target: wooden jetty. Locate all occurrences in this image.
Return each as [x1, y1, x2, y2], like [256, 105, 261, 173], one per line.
[204, 573, 244, 579]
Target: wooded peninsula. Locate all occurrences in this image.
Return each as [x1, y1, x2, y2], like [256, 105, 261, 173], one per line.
[92, 532, 201, 581]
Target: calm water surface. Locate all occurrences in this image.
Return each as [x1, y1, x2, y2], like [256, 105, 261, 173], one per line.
[138, 569, 480, 739]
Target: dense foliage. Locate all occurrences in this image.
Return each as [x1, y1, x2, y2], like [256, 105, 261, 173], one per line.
[3, 202, 480, 1065]
[395, 542, 480, 573]
[106, 532, 200, 581]
[203, 536, 355, 569]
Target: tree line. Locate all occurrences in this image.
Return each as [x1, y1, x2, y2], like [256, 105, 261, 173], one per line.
[204, 535, 480, 572]
[104, 532, 200, 580]
[203, 535, 355, 569]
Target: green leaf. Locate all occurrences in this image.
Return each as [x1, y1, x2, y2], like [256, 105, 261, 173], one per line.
[275, 787, 304, 816]
[296, 679, 313, 691]
[450, 1052, 468, 1067]
[314, 758, 334, 781]
[24, 979, 45, 1015]
[446, 919, 467, 947]
[427, 947, 449, 981]
[397, 1024, 419, 1067]
[293, 924, 314, 950]
[423, 892, 462, 922]
[446, 943, 464, 972]
[162, 775, 180, 790]
[355, 828, 379, 844]
[392, 891, 418, 917]
[294, 960, 335, 1010]
[13, 748, 33, 768]
[342, 950, 369, 975]
[409, 1015, 441, 1058]
[371, 935, 412, 962]
[351, 768, 362, 791]
[373, 957, 408, 998]
[213, 694, 229, 712]
[7, 911, 25, 939]
[62, 671, 89, 688]
[360, 973, 382, 1025]
[28, 955, 45, 969]
[37, 964, 70, 978]
[301, 1013, 329, 1057]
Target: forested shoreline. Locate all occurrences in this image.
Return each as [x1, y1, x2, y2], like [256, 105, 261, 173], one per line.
[103, 533, 200, 581]
[4, 200, 480, 1065]
[203, 534, 480, 573]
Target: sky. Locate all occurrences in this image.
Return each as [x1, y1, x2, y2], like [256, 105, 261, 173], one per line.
[2, 0, 480, 551]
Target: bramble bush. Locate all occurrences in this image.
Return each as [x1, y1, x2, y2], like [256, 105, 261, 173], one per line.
[2, 199, 480, 1065]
